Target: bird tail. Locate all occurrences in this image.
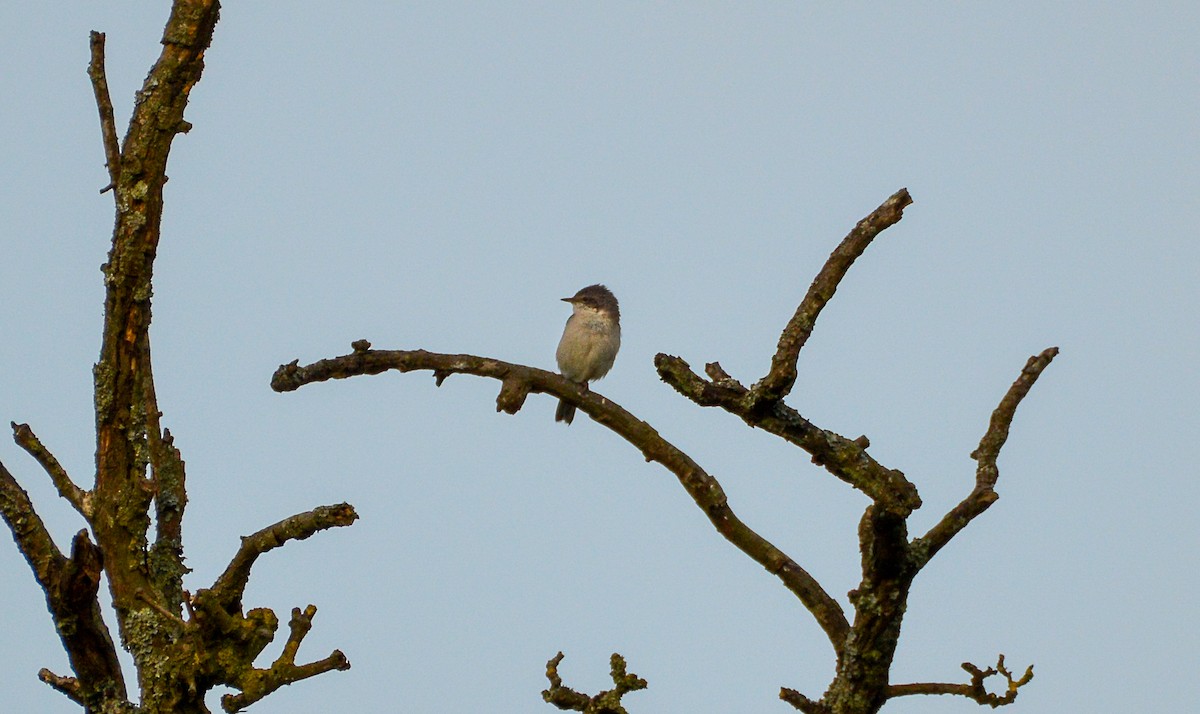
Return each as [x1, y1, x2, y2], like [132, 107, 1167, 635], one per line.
[555, 399, 576, 425]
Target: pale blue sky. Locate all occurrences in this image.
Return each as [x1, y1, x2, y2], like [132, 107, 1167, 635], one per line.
[2, 4, 1197, 712]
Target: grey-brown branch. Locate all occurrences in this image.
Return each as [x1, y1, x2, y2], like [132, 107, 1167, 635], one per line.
[887, 655, 1034, 706]
[220, 605, 351, 713]
[1, 3, 364, 712]
[87, 31, 121, 192]
[210, 503, 359, 612]
[910, 347, 1059, 568]
[655, 355, 921, 515]
[750, 188, 913, 407]
[542, 652, 646, 714]
[0, 455, 127, 708]
[272, 345, 853, 655]
[11, 422, 91, 517]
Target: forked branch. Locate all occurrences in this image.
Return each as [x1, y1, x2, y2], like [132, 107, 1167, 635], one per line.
[0, 460, 126, 705]
[654, 189, 924, 518]
[655, 354, 921, 515]
[887, 654, 1034, 706]
[220, 605, 351, 713]
[542, 652, 647, 714]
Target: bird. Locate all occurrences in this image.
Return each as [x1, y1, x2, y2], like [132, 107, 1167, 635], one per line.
[555, 284, 621, 425]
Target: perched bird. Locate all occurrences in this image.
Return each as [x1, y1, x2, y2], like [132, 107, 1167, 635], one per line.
[555, 284, 621, 425]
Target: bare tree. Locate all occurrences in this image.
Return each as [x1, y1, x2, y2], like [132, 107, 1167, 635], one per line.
[1, 4, 1056, 714]
[272, 189, 1055, 714]
[1, 3, 351, 713]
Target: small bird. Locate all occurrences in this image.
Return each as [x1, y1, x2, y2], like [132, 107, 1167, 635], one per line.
[555, 284, 621, 425]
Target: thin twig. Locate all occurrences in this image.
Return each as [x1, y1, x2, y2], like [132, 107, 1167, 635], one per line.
[911, 347, 1058, 566]
[11, 422, 91, 517]
[971, 348, 1061, 489]
[87, 31, 121, 193]
[750, 188, 913, 407]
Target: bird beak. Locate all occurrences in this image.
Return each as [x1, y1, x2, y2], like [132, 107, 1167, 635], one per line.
[561, 297, 575, 303]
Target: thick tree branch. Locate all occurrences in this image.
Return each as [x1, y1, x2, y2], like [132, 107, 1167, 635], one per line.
[272, 347, 852, 655]
[210, 503, 359, 612]
[542, 652, 646, 713]
[0, 460, 68, 602]
[750, 188, 912, 407]
[887, 655, 1033, 706]
[0, 461, 128, 706]
[220, 605, 350, 713]
[655, 355, 921, 515]
[11, 422, 91, 517]
[87, 31, 121, 193]
[653, 190, 923, 518]
[86, 5, 220, 692]
[911, 347, 1058, 567]
[55, 530, 128, 700]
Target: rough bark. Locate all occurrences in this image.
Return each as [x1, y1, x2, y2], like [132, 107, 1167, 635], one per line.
[1, 4, 356, 712]
[542, 652, 647, 713]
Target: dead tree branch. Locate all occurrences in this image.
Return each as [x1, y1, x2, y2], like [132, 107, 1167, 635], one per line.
[0, 458, 127, 708]
[87, 31, 121, 192]
[655, 355, 921, 515]
[220, 605, 351, 713]
[542, 652, 646, 714]
[272, 348, 853, 656]
[910, 347, 1059, 568]
[887, 655, 1034, 706]
[273, 188, 1056, 713]
[38, 669, 85, 706]
[210, 503, 359, 612]
[148, 424, 189, 609]
[654, 191, 921, 518]
[11, 422, 91, 517]
[649, 190, 1054, 710]
[750, 188, 913, 407]
[780, 686, 831, 714]
[88, 0, 220, 654]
